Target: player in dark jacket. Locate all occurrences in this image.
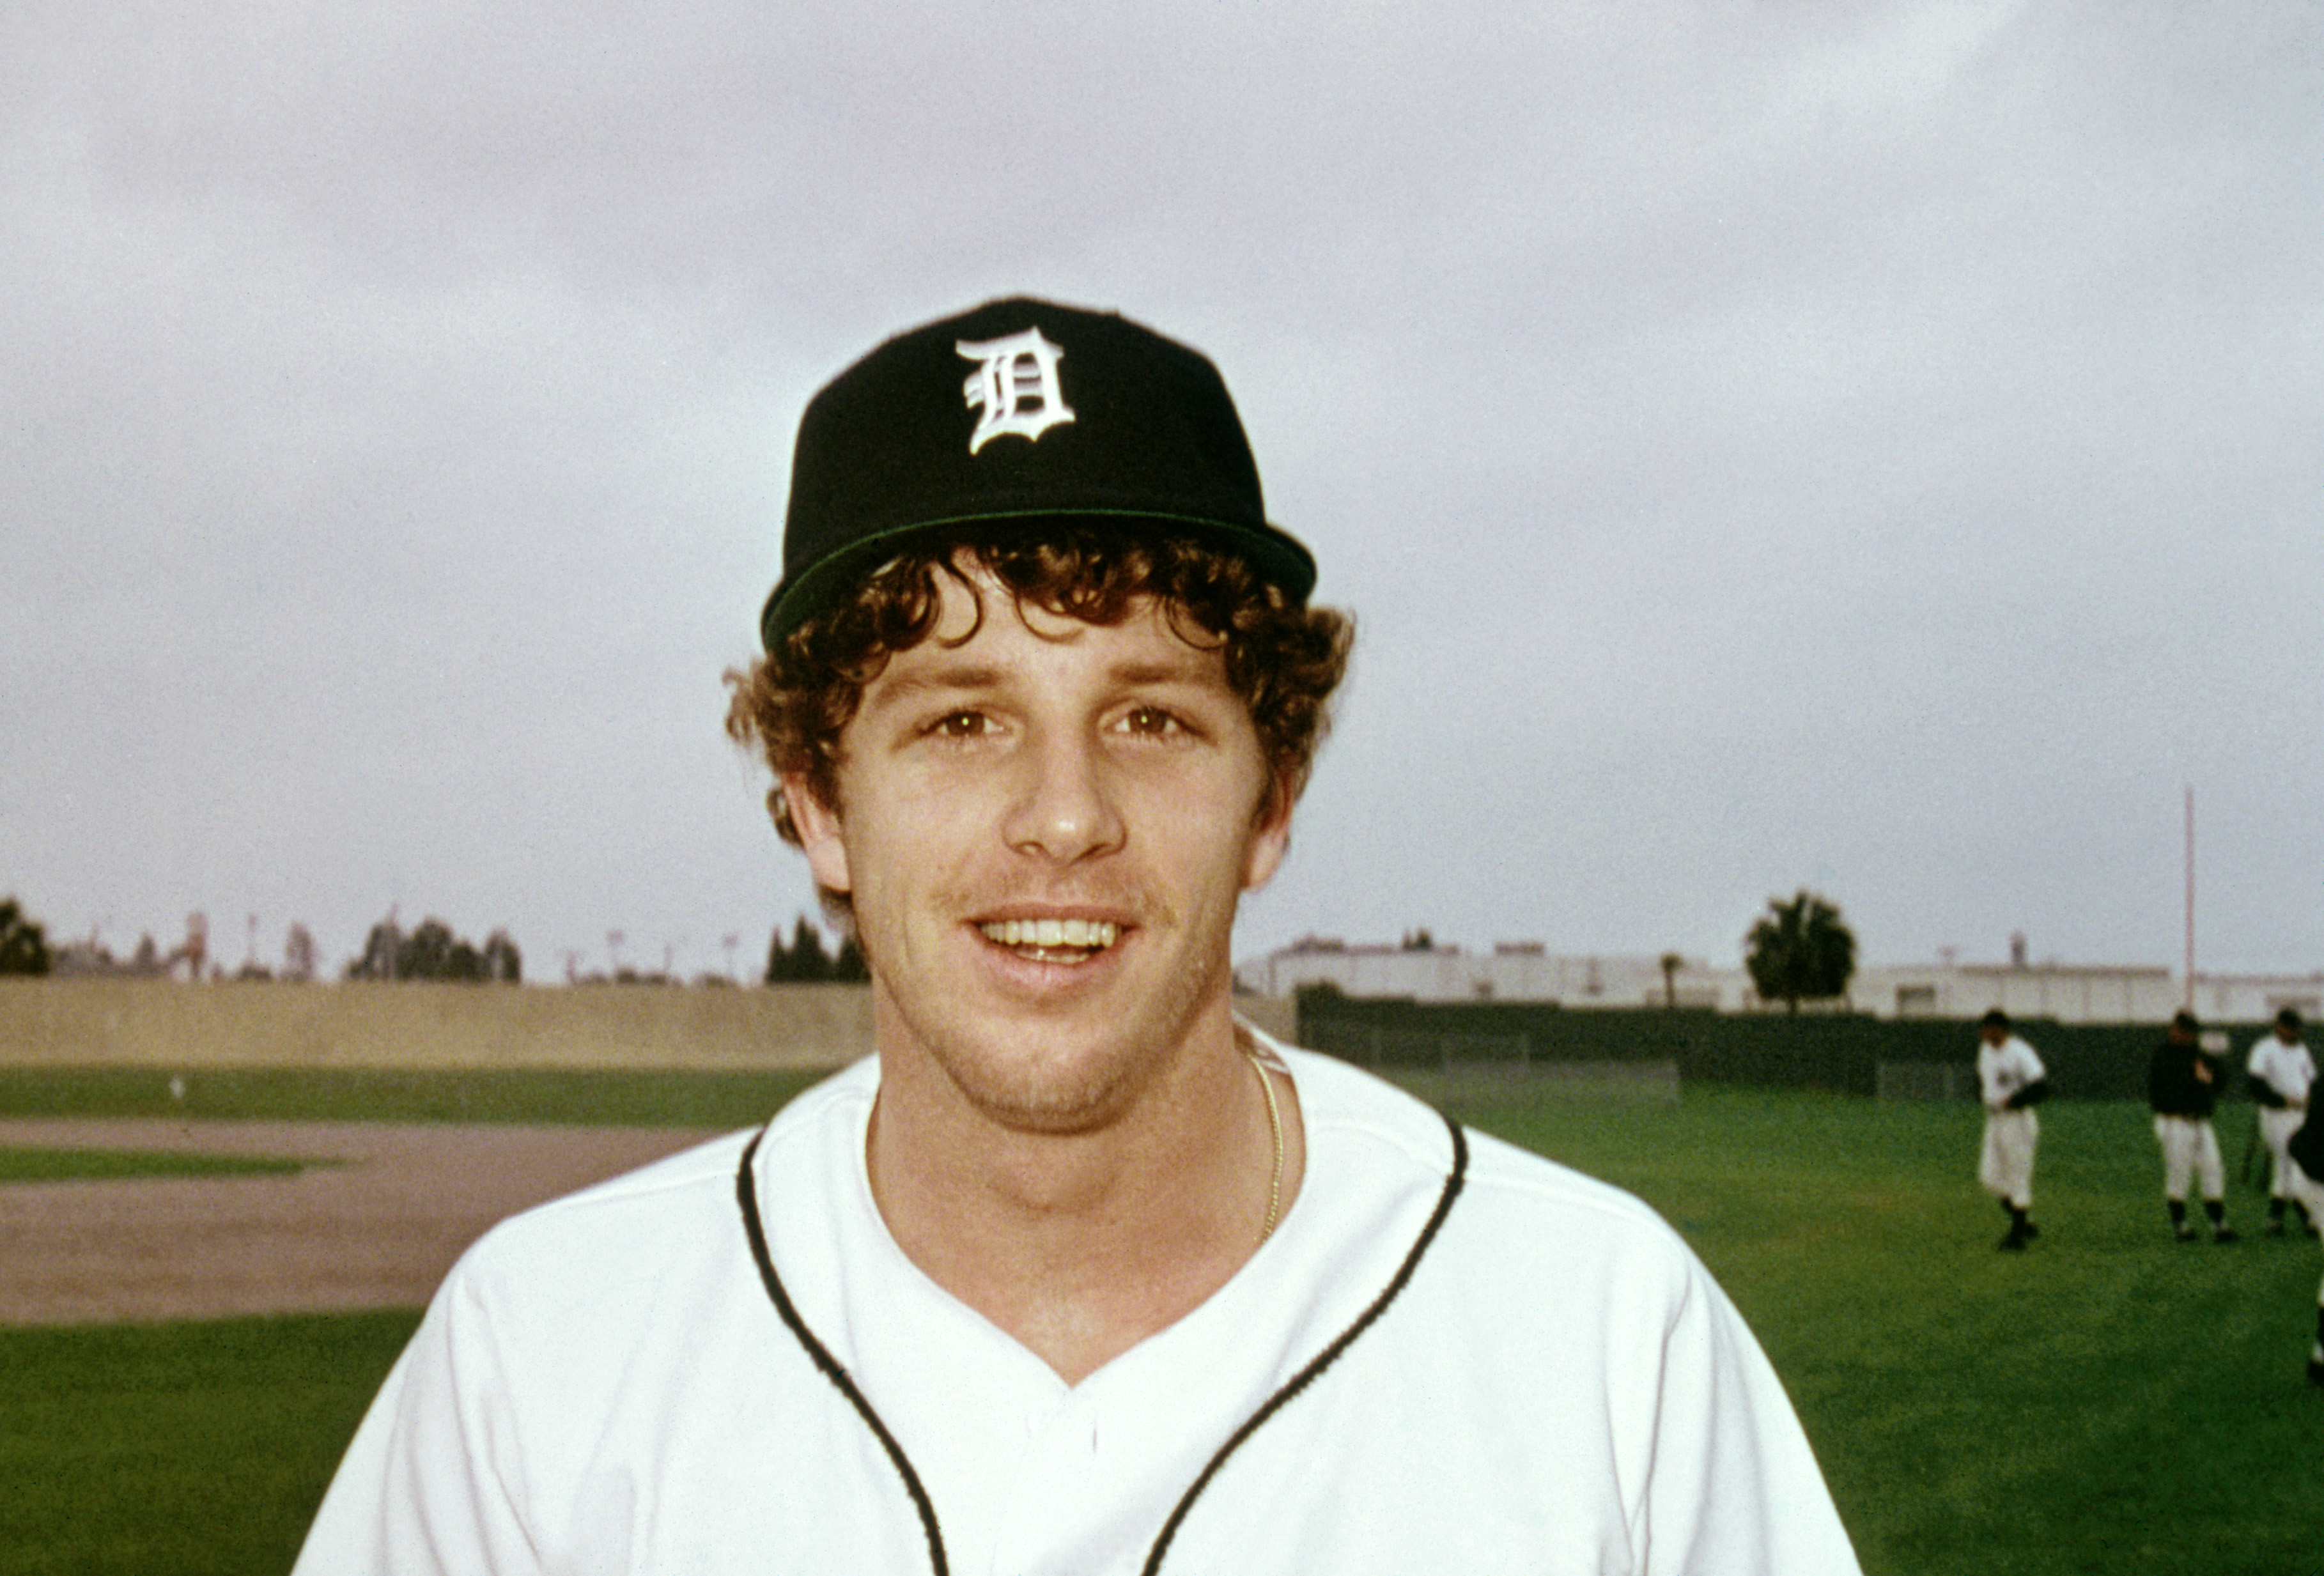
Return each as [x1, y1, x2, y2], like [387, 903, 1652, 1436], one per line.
[2287, 1113, 2324, 1385]
[2149, 1010, 2238, 1242]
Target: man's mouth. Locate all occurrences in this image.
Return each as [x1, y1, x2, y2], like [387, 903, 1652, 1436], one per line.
[977, 918, 1121, 962]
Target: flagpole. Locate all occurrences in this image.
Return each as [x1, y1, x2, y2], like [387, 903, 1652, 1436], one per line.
[2183, 785, 2195, 1011]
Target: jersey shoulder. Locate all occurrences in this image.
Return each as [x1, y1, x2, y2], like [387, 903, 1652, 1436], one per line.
[444, 1062, 867, 1301]
[1276, 1042, 1692, 1266]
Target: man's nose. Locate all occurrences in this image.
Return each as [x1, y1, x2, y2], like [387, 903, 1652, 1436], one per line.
[1002, 730, 1126, 865]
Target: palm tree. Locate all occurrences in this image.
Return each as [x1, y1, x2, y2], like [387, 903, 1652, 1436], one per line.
[1744, 891, 1856, 1012]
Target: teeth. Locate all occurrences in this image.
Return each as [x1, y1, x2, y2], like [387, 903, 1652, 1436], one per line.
[979, 918, 1119, 951]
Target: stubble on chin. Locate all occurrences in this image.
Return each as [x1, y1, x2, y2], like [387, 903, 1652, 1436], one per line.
[938, 1045, 1138, 1136]
[897, 954, 1235, 1140]
[912, 990, 1200, 1135]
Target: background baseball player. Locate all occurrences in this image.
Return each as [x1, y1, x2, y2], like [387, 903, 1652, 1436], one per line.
[2150, 1008, 2239, 1243]
[1975, 1008, 2048, 1250]
[2247, 1007, 2318, 1236]
[294, 298, 1862, 1572]
[2282, 1111, 2324, 1386]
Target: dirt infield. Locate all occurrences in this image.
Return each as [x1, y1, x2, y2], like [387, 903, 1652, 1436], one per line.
[0, 1118, 729, 1325]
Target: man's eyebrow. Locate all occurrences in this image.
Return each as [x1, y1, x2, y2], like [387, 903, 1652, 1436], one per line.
[869, 653, 1225, 703]
[865, 663, 1004, 704]
[1107, 656, 1224, 688]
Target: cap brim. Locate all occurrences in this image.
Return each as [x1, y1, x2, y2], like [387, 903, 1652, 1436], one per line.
[759, 509, 1316, 651]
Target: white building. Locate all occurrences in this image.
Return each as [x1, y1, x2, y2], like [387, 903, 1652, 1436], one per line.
[1239, 937, 2322, 1025]
[1850, 961, 2180, 1023]
[1237, 937, 1730, 1008]
[2188, 971, 2324, 1024]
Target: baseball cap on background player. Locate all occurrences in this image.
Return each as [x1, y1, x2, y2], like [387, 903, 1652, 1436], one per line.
[759, 297, 1319, 651]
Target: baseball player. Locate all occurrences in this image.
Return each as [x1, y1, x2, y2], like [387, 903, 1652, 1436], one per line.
[294, 298, 1861, 1573]
[1975, 1008, 2049, 1250]
[2149, 1008, 2239, 1243]
[2247, 1007, 2318, 1236]
[2282, 1112, 2324, 1385]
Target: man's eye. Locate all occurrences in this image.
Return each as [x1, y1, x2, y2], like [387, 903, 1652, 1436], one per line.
[931, 711, 989, 738]
[1122, 706, 1182, 736]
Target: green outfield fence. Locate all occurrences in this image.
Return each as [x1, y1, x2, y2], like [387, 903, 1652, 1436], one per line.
[1296, 998, 2277, 1103]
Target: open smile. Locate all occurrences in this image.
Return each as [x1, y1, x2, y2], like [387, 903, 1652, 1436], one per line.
[976, 917, 1122, 964]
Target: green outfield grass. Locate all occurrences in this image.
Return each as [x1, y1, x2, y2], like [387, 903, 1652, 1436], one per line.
[0, 1148, 306, 1183]
[0, 1311, 420, 1576]
[4, 1074, 2319, 1575]
[1448, 1084, 2323, 1576]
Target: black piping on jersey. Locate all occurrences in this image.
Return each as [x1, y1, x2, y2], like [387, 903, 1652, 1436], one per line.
[734, 1134, 950, 1575]
[732, 1110, 1470, 1576]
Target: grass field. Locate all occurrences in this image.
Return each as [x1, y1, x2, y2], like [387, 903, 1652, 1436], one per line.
[1449, 1085, 2324, 1576]
[4, 1069, 2320, 1575]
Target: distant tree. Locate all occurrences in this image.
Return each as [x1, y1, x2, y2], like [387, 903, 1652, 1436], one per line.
[1399, 928, 1436, 952]
[283, 923, 318, 983]
[762, 916, 867, 983]
[347, 916, 401, 980]
[345, 913, 516, 982]
[1659, 951, 1685, 1009]
[0, 898, 52, 976]
[1744, 890, 1857, 1013]
[766, 916, 833, 982]
[790, 917, 830, 980]
[401, 918, 456, 979]
[481, 929, 522, 984]
[830, 932, 867, 983]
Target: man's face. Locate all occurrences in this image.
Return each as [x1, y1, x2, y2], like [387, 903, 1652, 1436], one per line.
[785, 566, 1290, 1134]
[2279, 1023, 2302, 1044]
[1980, 1024, 2007, 1048]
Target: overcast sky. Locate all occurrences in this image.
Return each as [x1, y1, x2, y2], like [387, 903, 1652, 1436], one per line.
[5, 1, 2320, 987]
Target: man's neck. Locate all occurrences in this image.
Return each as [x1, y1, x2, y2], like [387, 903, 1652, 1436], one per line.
[864, 1009, 1304, 1386]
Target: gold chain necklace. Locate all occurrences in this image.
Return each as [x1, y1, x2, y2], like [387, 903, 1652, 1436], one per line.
[1241, 1046, 1285, 1246]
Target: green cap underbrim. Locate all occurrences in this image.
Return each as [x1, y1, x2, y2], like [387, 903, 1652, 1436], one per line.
[758, 508, 1317, 652]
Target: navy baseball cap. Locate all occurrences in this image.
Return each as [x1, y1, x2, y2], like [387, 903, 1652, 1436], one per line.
[760, 297, 1318, 650]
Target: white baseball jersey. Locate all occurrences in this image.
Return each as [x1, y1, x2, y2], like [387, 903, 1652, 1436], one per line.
[295, 1037, 1861, 1575]
[1977, 1035, 2045, 1111]
[2249, 1033, 2316, 1108]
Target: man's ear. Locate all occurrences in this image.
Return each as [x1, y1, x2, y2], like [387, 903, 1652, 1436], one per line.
[1241, 771, 1296, 893]
[782, 773, 852, 896]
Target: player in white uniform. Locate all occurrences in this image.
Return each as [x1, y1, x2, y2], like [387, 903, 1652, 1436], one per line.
[295, 298, 1861, 1572]
[1975, 1008, 2049, 1251]
[2247, 1007, 2318, 1236]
